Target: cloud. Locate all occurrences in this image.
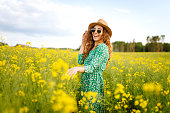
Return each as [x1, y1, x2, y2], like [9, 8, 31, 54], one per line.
[113, 8, 130, 13]
[0, 0, 94, 37]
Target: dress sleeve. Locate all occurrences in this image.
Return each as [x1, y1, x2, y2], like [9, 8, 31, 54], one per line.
[78, 54, 84, 65]
[84, 44, 109, 73]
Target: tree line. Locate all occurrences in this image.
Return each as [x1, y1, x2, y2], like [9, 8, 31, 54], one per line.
[1, 35, 170, 52]
[112, 35, 170, 52]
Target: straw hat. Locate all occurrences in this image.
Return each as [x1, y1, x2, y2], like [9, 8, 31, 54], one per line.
[88, 19, 112, 37]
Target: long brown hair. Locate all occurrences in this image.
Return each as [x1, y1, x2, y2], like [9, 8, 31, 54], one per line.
[82, 27, 112, 67]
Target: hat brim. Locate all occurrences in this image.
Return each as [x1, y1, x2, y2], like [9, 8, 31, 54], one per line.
[88, 22, 112, 37]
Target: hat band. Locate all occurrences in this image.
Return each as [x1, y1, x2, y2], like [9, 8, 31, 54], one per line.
[97, 22, 108, 27]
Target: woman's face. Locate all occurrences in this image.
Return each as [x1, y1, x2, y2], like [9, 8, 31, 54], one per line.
[92, 25, 103, 42]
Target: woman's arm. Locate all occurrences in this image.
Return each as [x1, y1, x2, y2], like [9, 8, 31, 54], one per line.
[67, 31, 88, 76]
[66, 66, 85, 76]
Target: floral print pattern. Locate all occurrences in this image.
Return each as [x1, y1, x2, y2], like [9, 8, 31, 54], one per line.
[78, 43, 109, 112]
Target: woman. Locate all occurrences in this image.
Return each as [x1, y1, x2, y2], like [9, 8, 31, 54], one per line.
[66, 19, 112, 112]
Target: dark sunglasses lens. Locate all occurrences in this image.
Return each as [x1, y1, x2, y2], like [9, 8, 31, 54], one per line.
[91, 29, 95, 33]
[97, 30, 101, 33]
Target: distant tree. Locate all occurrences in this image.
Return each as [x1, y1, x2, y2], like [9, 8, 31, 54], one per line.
[160, 35, 165, 43]
[120, 42, 125, 52]
[112, 43, 119, 52]
[146, 35, 165, 52]
[163, 43, 170, 52]
[130, 39, 135, 52]
[112, 41, 125, 52]
[160, 35, 165, 51]
[152, 35, 160, 43]
[125, 43, 130, 52]
[146, 36, 151, 43]
[0, 42, 8, 46]
[135, 42, 143, 52]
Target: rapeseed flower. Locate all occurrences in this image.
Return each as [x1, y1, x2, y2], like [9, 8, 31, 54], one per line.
[32, 99, 38, 102]
[38, 79, 47, 88]
[48, 81, 56, 89]
[114, 94, 120, 99]
[135, 100, 139, 106]
[0, 60, 6, 66]
[142, 82, 162, 95]
[17, 90, 25, 96]
[52, 70, 58, 77]
[31, 72, 42, 82]
[39, 58, 47, 63]
[52, 58, 69, 73]
[167, 75, 170, 83]
[106, 91, 111, 96]
[51, 90, 77, 113]
[19, 106, 29, 113]
[139, 100, 147, 108]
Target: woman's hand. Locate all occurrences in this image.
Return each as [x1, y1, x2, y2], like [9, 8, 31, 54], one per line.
[66, 67, 85, 77]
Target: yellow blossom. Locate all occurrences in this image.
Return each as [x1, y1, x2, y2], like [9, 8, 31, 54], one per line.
[51, 90, 77, 113]
[52, 70, 58, 77]
[139, 100, 147, 108]
[32, 99, 37, 102]
[19, 106, 29, 113]
[85, 105, 88, 109]
[48, 81, 56, 89]
[142, 82, 155, 92]
[90, 110, 96, 113]
[52, 103, 63, 111]
[155, 106, 159, 112]
[157, 103, 162, 108]
[52, 58, 69, 73]
[39, 58, 47, 63]
[38, 79, 47, 88]
[18, 90, 25, 96]
[167, 75, 170, 83]
[106, 91, 111, 96]
[135, 110, 141, 113]
[117, 83, 124, 89]
[135, 100, 139, 106]
[163, 90, 169, 95]
[124, 104, 128, 109]
[115, 105, 120, 110]
[0, 60, 6, 66]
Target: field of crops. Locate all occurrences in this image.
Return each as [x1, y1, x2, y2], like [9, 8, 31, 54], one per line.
[0, 45, 169, 113]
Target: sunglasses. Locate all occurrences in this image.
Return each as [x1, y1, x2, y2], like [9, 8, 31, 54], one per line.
[91, 28, 102, 34]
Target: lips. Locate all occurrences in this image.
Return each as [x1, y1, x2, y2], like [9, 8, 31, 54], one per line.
[94, 35, 99, 38]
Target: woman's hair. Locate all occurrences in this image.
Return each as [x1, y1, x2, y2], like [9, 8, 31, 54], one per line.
[82, 27, 112, 67]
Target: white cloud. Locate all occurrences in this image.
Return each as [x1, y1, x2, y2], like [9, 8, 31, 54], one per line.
[0, 0, 96, 48]
[0, 0, 95, 36]
[113, 8, 130, 13]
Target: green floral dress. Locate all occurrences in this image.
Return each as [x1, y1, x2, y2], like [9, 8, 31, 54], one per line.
[78, 43, 109, 112]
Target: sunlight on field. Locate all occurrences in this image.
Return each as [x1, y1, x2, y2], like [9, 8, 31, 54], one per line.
[0, 45, 169, 113]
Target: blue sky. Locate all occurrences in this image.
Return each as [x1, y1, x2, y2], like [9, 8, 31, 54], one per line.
[0, 0, 169, 49]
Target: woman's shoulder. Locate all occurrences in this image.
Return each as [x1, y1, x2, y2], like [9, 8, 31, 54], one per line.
[96, 43, 108, 51]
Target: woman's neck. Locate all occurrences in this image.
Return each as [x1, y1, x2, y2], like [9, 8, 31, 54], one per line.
[94, 41, 103, 47]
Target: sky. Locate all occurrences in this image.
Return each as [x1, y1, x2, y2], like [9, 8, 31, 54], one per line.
[0, 0, 170, 49]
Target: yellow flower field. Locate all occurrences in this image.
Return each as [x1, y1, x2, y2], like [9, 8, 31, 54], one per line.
[0, 45, 169, 113]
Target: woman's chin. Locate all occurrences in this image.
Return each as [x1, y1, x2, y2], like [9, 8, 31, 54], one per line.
[93, 38, 99, 41]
